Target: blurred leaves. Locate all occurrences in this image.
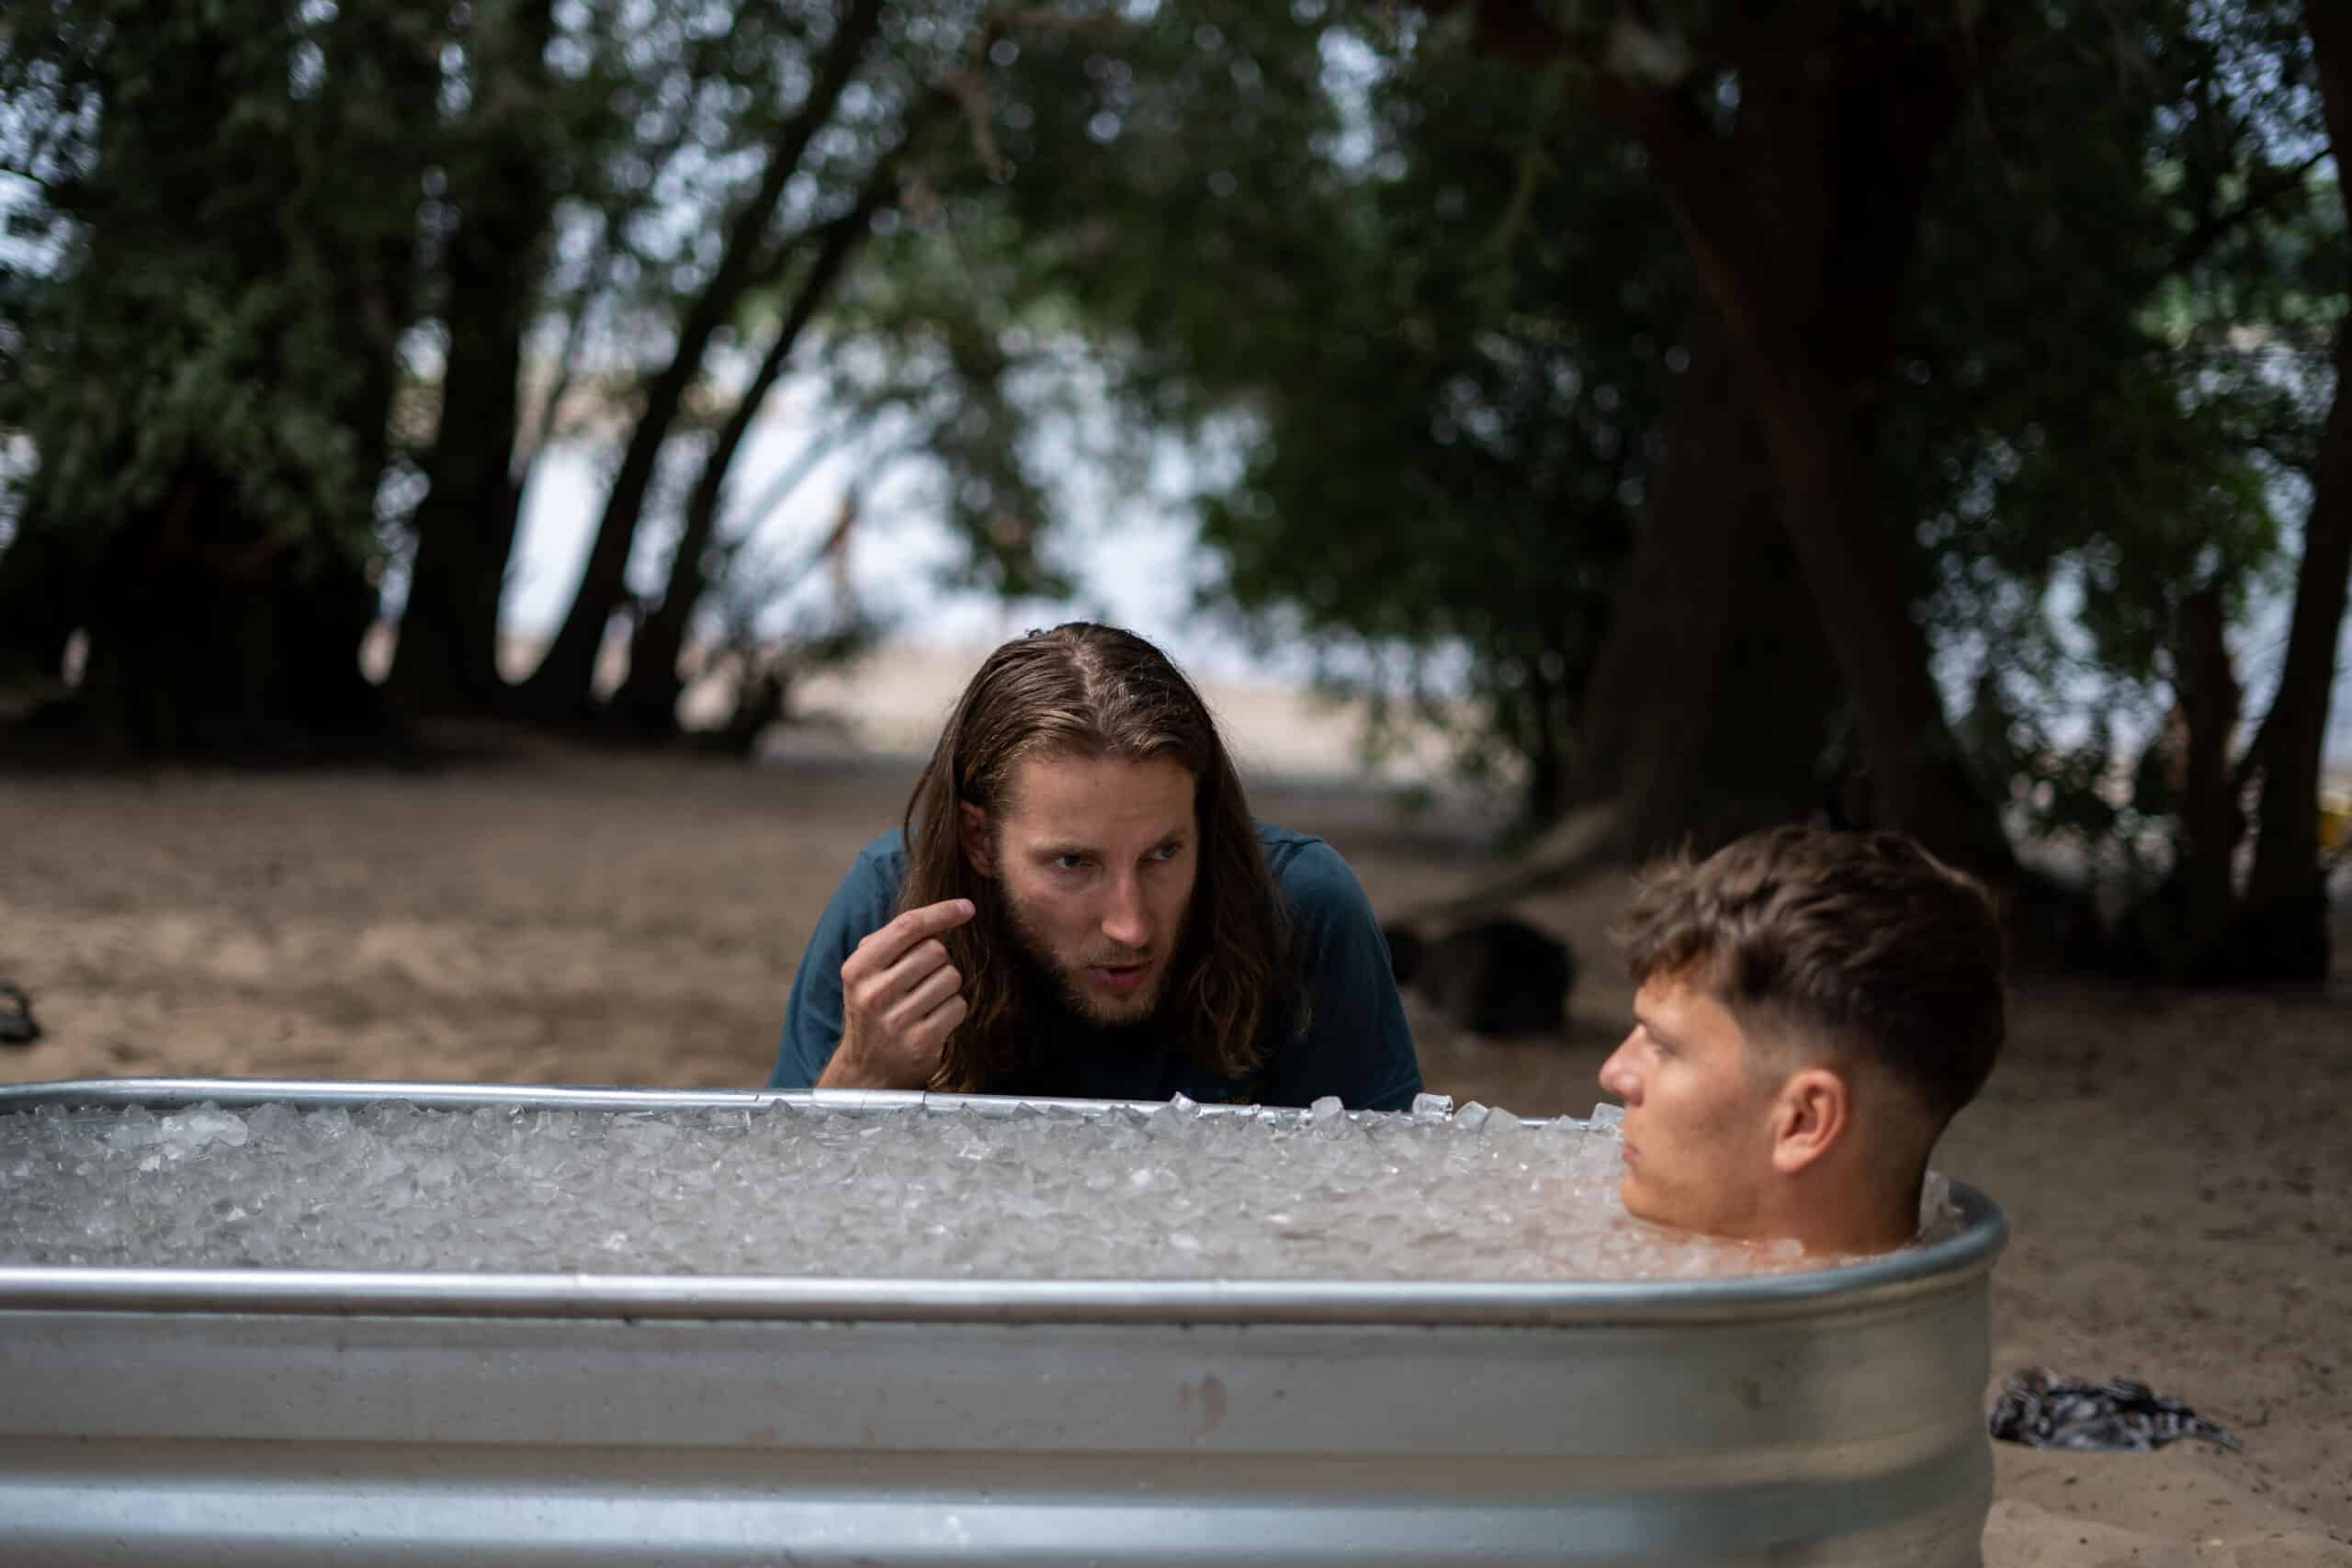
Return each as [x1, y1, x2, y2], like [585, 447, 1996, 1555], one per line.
[922, 0, 2347, 852]
[1, 0, 2345, 904]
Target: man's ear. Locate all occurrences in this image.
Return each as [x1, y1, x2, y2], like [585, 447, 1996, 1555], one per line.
[1770, 1067, 1850, 1176]
[958, 800, 994, 876]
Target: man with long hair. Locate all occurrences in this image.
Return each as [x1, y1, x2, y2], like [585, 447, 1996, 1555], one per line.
[767, 623, 1422, 1108]
[1600, 826, 2006, 1255]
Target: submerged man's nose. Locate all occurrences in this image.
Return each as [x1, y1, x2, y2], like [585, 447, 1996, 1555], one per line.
[1598, 1040, 1642, 1103]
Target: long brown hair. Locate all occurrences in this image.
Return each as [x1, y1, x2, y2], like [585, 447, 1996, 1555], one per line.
[899, 623, 1296, 1092]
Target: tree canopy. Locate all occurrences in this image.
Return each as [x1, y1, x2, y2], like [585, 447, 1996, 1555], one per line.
[2, 0, 2346, 976]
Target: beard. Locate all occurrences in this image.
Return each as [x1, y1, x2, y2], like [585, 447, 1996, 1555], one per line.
[1001, 895, 1186, 1031]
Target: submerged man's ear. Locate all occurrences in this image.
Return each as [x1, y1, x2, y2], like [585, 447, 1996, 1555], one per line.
[1770, 1067, 1851, 1176]
[958, 800, 994, 876]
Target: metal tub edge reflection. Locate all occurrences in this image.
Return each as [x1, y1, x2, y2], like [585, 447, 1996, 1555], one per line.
[0, 1078, 2006, 1567]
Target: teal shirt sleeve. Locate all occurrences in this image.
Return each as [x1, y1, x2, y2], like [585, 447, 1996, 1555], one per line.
[1261, 838, 1423, 1112]
[768, 834, 905, 1089]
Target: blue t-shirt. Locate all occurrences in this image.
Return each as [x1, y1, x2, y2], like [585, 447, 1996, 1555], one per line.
[769, 824, 1422, 1111]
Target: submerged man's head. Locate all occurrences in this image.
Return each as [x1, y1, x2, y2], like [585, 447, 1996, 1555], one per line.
[1598, 826, 2005, 1256]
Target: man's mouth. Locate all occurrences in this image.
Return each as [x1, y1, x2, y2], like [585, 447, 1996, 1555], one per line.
[1088, 961, 1151, 991]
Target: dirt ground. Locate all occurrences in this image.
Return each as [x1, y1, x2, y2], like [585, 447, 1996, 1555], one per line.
[3, 730, 2347, 1566]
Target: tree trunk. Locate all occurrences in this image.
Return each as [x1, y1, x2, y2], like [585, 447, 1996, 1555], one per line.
[319, 1, 442, 509]
[2172, 584, 2245, 976]
[72, 471, 383, 753]
[1602, 13, 2018, 880]
[714, 658, 794, 759]
[518, 0, 888, 719]
[1565, 299, 1842, 856]
[1738, 357, 2014, 876]
[0, 521, 89, 692]
[391, 0, 559, 714]
[609, 141, 907, 737]
[2230, 4, 2352, 980]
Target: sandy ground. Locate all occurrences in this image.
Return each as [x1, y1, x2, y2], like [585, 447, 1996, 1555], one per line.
[4, 693, 2348, 1565]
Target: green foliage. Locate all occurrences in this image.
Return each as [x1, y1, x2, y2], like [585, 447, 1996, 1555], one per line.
[844, 4, 1687, 818]
[1888, 0, 2342, 863]
[1185, 40, 1679, 812]
[794, 3, 1364, 604]
[4, 0, 2342, 883]
[2, 0, 441, 567]
[935, 0, 2346, 855]
[808, 208, 1080, 603]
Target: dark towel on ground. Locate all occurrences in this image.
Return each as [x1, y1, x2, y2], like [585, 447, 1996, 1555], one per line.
[1988, 1369, 2239, 1452]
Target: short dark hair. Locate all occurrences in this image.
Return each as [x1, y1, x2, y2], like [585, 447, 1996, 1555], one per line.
[1617, 826, 2005, 1122]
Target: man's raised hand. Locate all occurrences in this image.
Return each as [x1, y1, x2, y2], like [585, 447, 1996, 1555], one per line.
[817, 898, 977, 1090]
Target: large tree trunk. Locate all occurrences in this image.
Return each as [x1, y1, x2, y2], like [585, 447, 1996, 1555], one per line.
[391, 0, 559, 715]
[0, 522, 89, 693]
[518, 0, 888, 719]
[2230, 4, 2352, 980]
[1565, 299, 1843, 855]
[1603, 11, 2018, 879]
[71, 471, 383, 753]
[1737, 360, 2013, 874]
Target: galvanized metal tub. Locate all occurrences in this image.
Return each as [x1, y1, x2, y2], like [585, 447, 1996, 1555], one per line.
[0, 1078, 2006, 1566]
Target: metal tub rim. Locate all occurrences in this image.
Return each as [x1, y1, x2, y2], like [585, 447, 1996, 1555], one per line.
[0, 1075, 2006, 1328]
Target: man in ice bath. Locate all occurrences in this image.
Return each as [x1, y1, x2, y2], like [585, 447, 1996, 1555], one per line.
[1599, 825, 2006, 1257]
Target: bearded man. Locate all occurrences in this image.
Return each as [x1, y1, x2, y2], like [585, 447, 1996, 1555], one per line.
[768, 623, 1423, 1109]
[1599, 825, 2007, 1256]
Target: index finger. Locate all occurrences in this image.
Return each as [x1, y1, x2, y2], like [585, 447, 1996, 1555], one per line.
[859, 898, 976, 968]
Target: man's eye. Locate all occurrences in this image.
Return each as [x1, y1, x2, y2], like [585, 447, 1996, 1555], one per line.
[1054, 853, 1088, 872]
[1148, 842, 1183, 863]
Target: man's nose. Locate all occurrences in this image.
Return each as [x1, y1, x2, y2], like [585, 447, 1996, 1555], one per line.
[1597, 1038, 1641, 1104]
[1100, 873, 1151, 951]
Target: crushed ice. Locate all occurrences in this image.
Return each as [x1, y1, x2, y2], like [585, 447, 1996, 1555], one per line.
[0, 1098, 1964, 1280]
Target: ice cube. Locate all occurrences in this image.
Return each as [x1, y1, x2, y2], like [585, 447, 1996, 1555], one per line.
[103, 1107, 161, 1152]
[146, 1105, 249, 1160]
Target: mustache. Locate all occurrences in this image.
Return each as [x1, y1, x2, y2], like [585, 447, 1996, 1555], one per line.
[1078, 945, 1152, 967]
